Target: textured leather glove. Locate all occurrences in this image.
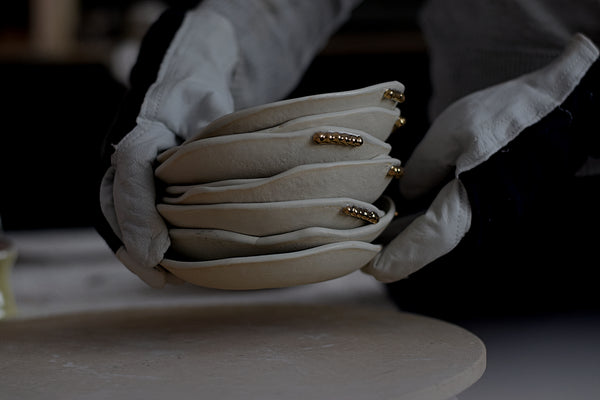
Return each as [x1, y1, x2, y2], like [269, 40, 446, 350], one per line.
[364, 34, 600, 285]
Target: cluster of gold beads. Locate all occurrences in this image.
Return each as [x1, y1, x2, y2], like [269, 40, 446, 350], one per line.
[312, 132, 364, 147]
[383, 88, 406, 104]
[387, 165, 405, 178]
[341, 205, 380, 224]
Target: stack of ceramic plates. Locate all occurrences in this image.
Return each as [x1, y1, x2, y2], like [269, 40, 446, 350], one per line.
[155, 81, 406, 290]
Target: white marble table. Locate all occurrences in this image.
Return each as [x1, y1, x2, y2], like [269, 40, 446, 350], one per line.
[0, 228, 485, 400]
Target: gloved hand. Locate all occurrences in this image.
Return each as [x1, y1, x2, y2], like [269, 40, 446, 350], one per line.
[96, 0, 363, 287]
[364, 33, 600, 283]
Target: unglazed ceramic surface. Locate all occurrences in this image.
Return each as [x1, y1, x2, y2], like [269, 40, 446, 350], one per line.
[156, 81, 404, 163]
[154, 81, 406, 290]
[161, 156, 401, 205]
[160, 241, 382, 290]
[168, 196, 395, 260]
[187, 81, 404, 141]
[158, 197, 385, 235]
[155, 127, 391, 184]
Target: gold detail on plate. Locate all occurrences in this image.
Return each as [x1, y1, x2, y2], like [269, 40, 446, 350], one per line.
[387, 165, 405, 178]
[341, 205, 380, 224]
[383, 88, 405, 103]
[312, 132, 363, 147]
[394, 116, 407, 129]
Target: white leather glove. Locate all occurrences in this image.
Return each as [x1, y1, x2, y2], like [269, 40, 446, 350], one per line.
[99, 6, 243, 288]
[97, 0, 362, 287]
[364, 33, 600, 283]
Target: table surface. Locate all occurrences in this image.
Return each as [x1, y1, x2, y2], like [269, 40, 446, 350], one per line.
[4, 228, 600, 400]
[1, 228, 485, 400]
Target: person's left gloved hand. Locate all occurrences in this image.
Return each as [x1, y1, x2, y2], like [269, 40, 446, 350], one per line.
[97, 0, 363, 287]
[98, 5, 241, 287]
[363, 33, 600, 283]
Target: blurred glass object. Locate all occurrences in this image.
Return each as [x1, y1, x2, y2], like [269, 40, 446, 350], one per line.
[0, 216, 17, 319]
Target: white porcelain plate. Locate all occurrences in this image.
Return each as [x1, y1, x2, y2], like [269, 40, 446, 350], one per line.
[158, 197, 385, 236]
[260, 106, 400, 139]
[157, 105, 401, 164]
[160, 241, 382, 290]
[155, 127, 391, 185]
[161, 156, 401, 205]
[185, 81, 404, 142]
[168, 196, 395, 260]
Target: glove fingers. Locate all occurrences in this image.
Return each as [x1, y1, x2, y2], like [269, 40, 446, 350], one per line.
[116, 248, 169, 288]
[106, 122, 178, 283]
[402, 34, 600, 200]
[363, 179, 471, 282]
[399, 103, 473, 199]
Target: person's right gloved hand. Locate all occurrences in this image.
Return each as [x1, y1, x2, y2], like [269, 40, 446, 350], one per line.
[363, 33, 600, 284]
